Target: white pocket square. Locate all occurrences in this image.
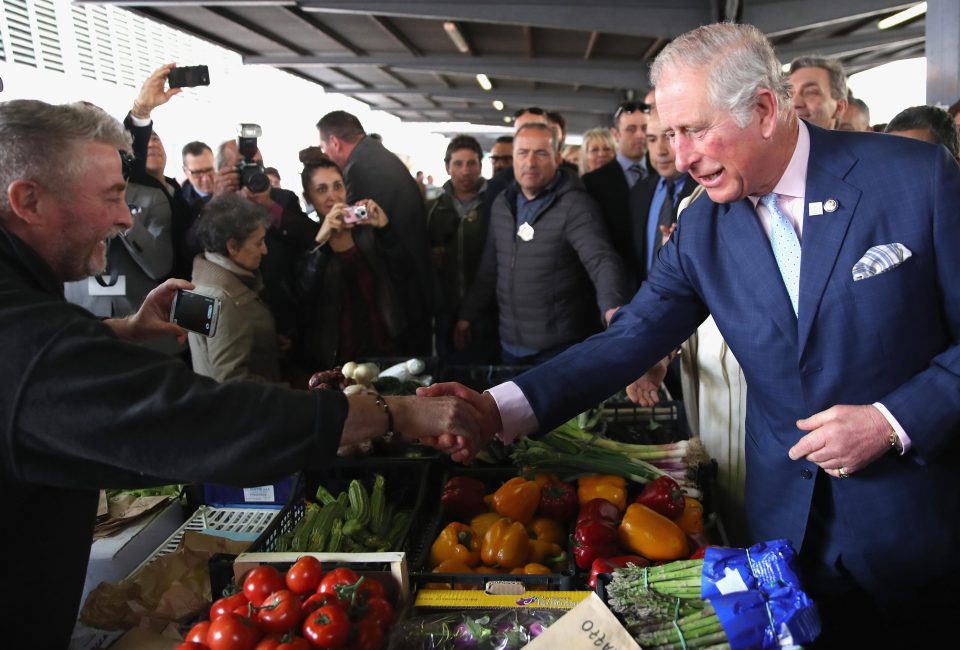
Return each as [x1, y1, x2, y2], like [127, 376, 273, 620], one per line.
[852, 243, 912, 281]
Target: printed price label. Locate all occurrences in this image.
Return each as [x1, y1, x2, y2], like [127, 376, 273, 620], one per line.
[242, 485, 276, 503]
[525, 593, 640, 650]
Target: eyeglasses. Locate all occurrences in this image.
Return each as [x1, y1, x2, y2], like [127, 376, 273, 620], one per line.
[613, 102, 651, 122]
[185, 166, 215, 177]
[513, 106, 547, 119]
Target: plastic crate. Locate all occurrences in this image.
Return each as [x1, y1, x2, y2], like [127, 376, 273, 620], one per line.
[599, 399, 691, 445]
[411, 466, 577, 590]
[438, 364, 531, 392]
[247, 459, 434, 564]
[128, 505, 281, 577]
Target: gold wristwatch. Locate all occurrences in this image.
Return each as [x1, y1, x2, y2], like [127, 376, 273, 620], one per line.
[889, 429, 904, 454]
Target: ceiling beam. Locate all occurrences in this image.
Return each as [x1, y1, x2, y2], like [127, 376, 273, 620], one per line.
[282, 5, 365, 55]
[370, 15, 422, 56]
[247, 54, 649, 88]
[584, 31, 599, 60]
[747, 0, 914, 38]
[774, 25, 925, 62]
[129, 6, 256, 56]
[349, 87, 624, 112]
[522, 25, 534, 58]
[206, 5, 310, 54]
[299, 1, 709, 39]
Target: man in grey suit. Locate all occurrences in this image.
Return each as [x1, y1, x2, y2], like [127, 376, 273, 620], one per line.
[318, 111, 433, 355]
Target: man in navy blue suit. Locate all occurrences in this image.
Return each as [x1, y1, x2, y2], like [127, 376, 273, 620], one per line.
[423, 23, 960, 648]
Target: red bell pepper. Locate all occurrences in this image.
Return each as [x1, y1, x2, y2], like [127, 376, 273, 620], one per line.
[576, 499, 621, 526]
[440, 476, 488, 520]
[538, 480, 578, 522]
[634, 476, 686, 519]
[573, 518, 619, 570]
[690, 546, 709, 560]
[588, 555, 649, 589]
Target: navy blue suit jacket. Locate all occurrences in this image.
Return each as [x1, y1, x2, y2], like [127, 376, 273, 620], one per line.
[515, 123, 960, 593]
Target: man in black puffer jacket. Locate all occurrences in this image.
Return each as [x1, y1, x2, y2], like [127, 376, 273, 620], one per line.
[458, 123, 628, 364]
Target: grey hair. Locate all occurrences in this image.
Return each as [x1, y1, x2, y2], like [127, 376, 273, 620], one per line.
[789, 56, 848, 102]
[650, 22, 791, 128]
[515, 122, 559, 152]
[0, 99, 132, 215]
[216, 140, 237, 170]
[580, 127, 617, 171]
[195, 193, 269, 256]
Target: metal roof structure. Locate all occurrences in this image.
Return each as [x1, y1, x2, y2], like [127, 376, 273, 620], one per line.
[79, 1, 927, 134]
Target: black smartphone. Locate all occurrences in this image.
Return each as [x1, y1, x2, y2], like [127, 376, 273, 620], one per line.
[168, 65, 210, 88]
[170, 289, 220, 337]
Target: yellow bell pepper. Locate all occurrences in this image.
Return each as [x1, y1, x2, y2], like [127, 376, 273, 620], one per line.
[491, 477, 541, 524]
[470, 511, 502, 539]
[674, 497, 705, 534]
[577, 474, 627, 511]
[430, 522, 482, 568]
[528, 517, 566, 545]
[510, 563, 552, 575]
[528, 538, 565, 565]
[432, 559, 475, 573]
[618, 503, 689, 561]
[481, 518, 530, 569]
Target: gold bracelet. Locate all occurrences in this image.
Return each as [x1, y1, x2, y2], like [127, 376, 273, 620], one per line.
[374, 395, 396, 440]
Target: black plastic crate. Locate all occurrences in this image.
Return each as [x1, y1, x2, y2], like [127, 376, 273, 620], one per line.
[438, 364, 531, 392]
[411, 466, 577, 589]
[599, 399, 691, 445]
[247, 458, 434, 566]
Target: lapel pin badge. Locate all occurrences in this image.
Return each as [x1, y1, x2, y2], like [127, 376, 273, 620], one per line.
[823, 199, 838, 213]
[808, 201, 823, 216]
[517, 222, 535, 242]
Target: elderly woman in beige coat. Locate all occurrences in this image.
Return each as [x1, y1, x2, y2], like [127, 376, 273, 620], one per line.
[189, 193, 283, 383]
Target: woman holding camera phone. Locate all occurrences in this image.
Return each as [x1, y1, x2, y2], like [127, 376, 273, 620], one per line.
[189, 192, 284, 383]
[298, 148, 407, 370]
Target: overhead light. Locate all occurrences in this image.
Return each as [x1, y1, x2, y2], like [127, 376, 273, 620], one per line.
[476, 73, 493, 91]
[492, 100, 504, 111]
[443, 21, 470, 53]
[503, 116, 513, 123]
[878, 2, 926, 30]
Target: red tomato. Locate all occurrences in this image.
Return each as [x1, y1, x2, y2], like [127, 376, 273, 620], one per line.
[317, 568, 360, 596]
[361, 597, 394, 631]
[354, 619, 385, 650]
[254, 639, 281, 650]
[176, 644, 210, 650]
[277, 638, 311, 650]
[186, 620, 212, 644]
[286, 556, 324, 595]
[211, 593, 250, 621]
[244, 566, 286, 607]
[207, 613, 261, 650]
[256, 590, 303, 635]
[303, 592, 345, 616]
[301, 605, 350, 648]
[357, 578, 385, 602]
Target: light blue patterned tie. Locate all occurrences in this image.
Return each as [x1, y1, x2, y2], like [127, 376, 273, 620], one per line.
[760, 192, 801, 316]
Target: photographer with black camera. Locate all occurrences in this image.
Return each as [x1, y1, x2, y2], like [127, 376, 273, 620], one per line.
[213, 127, 319, 376]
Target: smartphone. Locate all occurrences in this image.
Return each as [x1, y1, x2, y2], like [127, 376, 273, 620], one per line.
[168, 65, 210, 88]
[342, 205, 369, 224]
[170, 289, 220, 337]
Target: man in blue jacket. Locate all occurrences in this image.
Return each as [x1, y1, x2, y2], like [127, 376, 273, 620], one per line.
[425, 23, 960, 648]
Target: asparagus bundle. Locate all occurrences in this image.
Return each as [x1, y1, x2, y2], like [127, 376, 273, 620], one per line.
[633, 604, 730, 650]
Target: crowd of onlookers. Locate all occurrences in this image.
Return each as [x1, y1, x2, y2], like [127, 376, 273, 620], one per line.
[83, 58, 960, 388]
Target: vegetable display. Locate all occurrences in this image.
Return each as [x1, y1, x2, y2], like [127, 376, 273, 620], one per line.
[386, 609, 562, 650]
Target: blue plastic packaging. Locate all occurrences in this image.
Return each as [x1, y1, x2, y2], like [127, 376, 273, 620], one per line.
[701, 538, 803, 600]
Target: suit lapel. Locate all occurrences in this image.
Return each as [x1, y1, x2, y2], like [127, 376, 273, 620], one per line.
[797, 130, 862, 356]
[718, 199, 798, 347]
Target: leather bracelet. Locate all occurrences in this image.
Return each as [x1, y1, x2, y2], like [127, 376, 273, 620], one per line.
[374, 395, 396, 441]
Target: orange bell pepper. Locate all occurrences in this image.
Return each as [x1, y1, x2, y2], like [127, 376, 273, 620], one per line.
[470, 511, 502, 539]
[577, 474, 627, 511]
[474, 566, 499, 574]
[527, 517, 566, 545]
[528, 539, 566, 567]
[481, 518, 530, 569]
[430, 522, 482, 568]
[432, 559, 475, 573]
[491, 477, 541, 524]
[618, 503, 689, 561]
[532, 473, 558, 488]
[674, 497, 705, 534]
[510, 563, 552, 575]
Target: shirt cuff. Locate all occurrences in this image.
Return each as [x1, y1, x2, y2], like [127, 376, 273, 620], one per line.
[873, 402, 911, 454]
[128, 113, 152, 127]
[486, 381, 539, 445]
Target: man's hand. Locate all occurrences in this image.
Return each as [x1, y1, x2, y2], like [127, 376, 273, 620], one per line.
[215, 168, 240, 194]
[453, 320, 471, 350]
[659, 223, 677, 247]
[131, 63, 181, 120]
[107, 278, 193, 343]
[416, 382, 502, 463]
[788, 405, 893, 478]
[625, 356, 669, 407]
[392, 394, 485, 459]
[604, 306, 620, 326]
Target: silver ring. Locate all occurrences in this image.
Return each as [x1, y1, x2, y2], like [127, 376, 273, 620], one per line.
[838, 467, 849, 480]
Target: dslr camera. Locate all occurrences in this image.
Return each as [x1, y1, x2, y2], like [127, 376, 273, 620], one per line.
[236, 123, 271, 193]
